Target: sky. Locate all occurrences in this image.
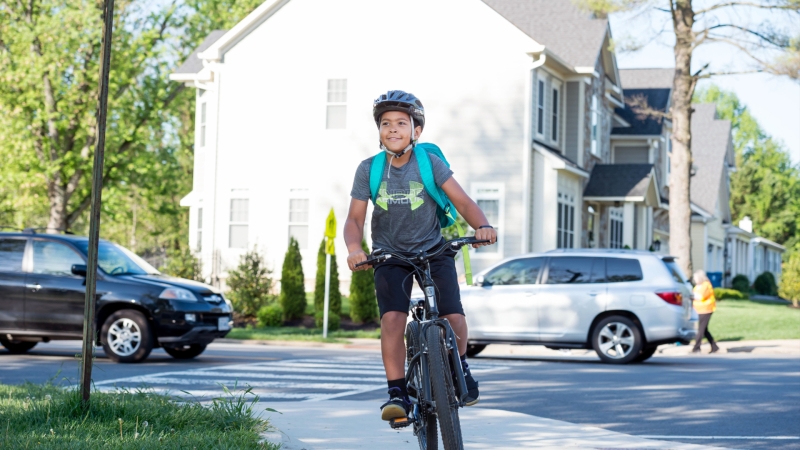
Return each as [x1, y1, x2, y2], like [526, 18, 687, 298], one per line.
[608, 6, 800, 165]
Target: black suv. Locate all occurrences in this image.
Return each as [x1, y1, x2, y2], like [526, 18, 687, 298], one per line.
[0, 231, 232, 362]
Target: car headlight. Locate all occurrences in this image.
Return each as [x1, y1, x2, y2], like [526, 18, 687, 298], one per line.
[159, 287, 198, 302]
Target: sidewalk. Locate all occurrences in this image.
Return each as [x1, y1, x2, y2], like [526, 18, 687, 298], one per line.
[257, 401, 726, 450]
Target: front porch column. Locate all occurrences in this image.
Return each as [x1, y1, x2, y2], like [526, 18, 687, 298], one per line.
[623, 202, 635, 248]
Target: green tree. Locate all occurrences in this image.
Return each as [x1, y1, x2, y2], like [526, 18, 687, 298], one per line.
[226, 248, 275, 318]
[694, 86, 800, 250]
[349, 240, 378, 323]
[780, 252, 800, 307]
[161, 246, 204, 282]
[314, 238, 341, 316]
[577, 0, 800, 277]
[280, 237, 306, 320]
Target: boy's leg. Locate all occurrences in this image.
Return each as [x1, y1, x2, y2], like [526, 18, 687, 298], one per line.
[380, 312, 408, 380]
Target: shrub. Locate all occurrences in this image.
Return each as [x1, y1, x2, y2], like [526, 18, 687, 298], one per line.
[280, 237, 306, 320]
[714, 288, 747, 300]
[779, 252, 800, 307]
[226, 248, 274, 318]
[314, 310, 341, 331]
[754, 271, 778, 296]
[731, 274, 750, 293]
[257, 304, 284, 327]
[161, 247, 204, 282]
[349, 239, 379, 323]
[314, 238, 341, 317]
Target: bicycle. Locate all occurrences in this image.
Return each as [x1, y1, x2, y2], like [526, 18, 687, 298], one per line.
[356, 236, 490, 450]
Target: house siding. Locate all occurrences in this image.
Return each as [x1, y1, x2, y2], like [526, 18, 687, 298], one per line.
[565, 81, 580, 162]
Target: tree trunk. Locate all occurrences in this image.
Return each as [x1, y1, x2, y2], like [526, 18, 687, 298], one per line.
[46, 181, 68, 233]
[669, 0, 696, 278]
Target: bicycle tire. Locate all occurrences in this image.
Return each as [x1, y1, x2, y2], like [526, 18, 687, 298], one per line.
[407, 322, 438, 450]
[425, 325, 463, 450]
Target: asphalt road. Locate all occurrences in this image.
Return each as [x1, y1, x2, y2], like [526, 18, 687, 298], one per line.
[2, 340, 798, 449]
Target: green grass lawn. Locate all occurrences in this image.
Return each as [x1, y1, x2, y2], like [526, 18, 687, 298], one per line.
[0, 383, 277, 449]
[227, 326, 380, 342]
[711, 299, 800, 341]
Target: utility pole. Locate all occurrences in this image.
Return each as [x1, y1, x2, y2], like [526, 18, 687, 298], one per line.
[79, 0, 115, 405]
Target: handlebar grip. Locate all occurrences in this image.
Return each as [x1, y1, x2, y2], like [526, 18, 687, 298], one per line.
[354, 260, 371, 268]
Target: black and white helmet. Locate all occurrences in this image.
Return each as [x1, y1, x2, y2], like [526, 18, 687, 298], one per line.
[373, 90, 425, 130]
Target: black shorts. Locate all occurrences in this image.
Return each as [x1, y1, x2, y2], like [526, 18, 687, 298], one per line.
[373, 242, 464, 319]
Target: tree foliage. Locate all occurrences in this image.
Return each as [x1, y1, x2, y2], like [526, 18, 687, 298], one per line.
[779, 252, 800, 307]
[161, 246, 204, 282]
[226, 248, 275, 318]
[349, 240, 378, 324]
[280, 237, 306, 320]
[314, 238, 341, 317]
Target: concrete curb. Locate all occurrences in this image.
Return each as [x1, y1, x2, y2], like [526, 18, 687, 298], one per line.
[256, 401, 726, 450]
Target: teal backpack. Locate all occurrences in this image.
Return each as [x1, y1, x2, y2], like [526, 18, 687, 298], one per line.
[368, 143, 475, 284]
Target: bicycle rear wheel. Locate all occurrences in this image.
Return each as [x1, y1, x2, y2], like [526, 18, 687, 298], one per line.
[407, 322, 438, 450]
[425, 325, 463, 450]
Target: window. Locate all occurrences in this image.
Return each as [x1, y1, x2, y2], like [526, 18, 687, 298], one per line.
[587, 205, 597, 248]
[196, 207, 203, 252]
[288, 198, 309, 250]
[536, 79, 545, 135]
[557, 192, 575, 249]
[483, 258, 544, 286]
[0, 238, 26, 272]
[590, 95, 599, 155]
[663, 260, 688, 284]
[74, 241, 159, 275]
[229, 199, 249, 249]
[472, 183, 504, 256]
[606, 258, 643, 282]
[326, 79, 347, 129]
[199, 102, 207, 147]
[545, 257, 605, 284]
[609, 207, 623, 249]
[32, 240, 84, 276]
[551, 86, 559, 142]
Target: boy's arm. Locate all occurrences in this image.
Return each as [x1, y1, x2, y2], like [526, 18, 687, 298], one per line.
[441, 177, 497, 248]
[344, 198, 370, 271]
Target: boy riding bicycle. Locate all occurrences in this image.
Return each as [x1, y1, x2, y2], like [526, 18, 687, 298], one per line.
[344, 90, 497, 423]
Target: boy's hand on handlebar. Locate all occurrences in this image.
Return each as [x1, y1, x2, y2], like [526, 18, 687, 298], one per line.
[347, 249, 370, 271]
[473, 227, 497, 248]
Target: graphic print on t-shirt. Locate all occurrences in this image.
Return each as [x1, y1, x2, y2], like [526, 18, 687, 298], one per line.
[376, 181, 425, 211]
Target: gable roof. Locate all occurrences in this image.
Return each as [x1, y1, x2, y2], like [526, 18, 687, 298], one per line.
[619, 68, 674, 89]
[174, 30, 228, 74]
[690, 103, 733, 215]
[583, 164, 656, 198]
[612, 88, 670, 136]
[480, 0, 609, 69]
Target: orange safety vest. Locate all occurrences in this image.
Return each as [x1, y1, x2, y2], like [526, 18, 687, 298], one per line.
[692, 281, 717, 314]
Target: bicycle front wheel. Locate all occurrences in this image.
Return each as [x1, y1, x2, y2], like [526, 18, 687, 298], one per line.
[407, 321, 438, 450]
[425, 325, 463, 450]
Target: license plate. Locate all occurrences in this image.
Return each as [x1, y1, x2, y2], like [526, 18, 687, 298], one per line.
[218, 316, 231, 331]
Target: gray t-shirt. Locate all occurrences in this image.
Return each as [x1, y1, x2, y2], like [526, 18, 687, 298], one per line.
[351, 154, 454, 253]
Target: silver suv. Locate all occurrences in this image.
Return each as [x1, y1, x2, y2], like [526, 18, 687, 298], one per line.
[461, 249, 698, 364]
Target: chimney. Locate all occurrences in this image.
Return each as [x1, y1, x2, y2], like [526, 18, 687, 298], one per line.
[739, 216, 753, 233]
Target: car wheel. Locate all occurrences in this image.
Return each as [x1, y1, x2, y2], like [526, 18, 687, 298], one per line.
[101, 310, 153, 363]
[466, 344, 486, 357]
[591, 315, 643, 364]
[0, 337, 37, 354]
[633, 346, 658, 363]
[163, 344, 207, 360]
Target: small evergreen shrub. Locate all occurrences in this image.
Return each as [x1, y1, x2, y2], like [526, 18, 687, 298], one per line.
[280, 237, 306, 320]
[714, 288, 747, 300]
[779, 252, 800, 307]
[731, 274, 750, 293]
[314, 239, 341, 316]
[349, 240, 379, 323]
[257, 304, 284, 327]
[314, 310, 341, 331]
[226, 248, 274, 318]
[161, 247, 204, 282]
[754, 271, 778, 296]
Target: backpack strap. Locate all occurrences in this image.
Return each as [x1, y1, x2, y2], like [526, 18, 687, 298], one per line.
[368, 153, 386, 204]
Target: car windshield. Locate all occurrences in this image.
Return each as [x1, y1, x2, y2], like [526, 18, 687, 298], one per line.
[75, 241, 160, 276]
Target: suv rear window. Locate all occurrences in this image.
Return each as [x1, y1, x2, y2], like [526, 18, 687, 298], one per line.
[0, 238, 26, 272]
[605, 258, 643, 282]
[663, 260, 688, 284]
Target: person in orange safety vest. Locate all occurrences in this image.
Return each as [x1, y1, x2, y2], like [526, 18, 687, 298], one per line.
[691, 270, 720, 354]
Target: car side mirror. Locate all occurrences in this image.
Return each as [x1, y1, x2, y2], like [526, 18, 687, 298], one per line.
[474, 274, 486, 287]
[71, 264, 87, 277]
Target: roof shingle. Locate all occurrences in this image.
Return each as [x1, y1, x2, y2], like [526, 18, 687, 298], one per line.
[612, 88, 670, 136]
[583, 164, 655, 198]
[690, 104, 732, 214]
[619, 68, 674, 89]
[174, 30, 228, 74]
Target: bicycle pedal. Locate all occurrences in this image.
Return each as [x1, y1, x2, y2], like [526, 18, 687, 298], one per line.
[389, 417, 412, 429]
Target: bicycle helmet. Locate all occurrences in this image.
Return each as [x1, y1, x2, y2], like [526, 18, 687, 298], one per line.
[373, 90, 425, 130]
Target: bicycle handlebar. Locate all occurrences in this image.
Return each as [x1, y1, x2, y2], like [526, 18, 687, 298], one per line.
[354, 236, 492, 268]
